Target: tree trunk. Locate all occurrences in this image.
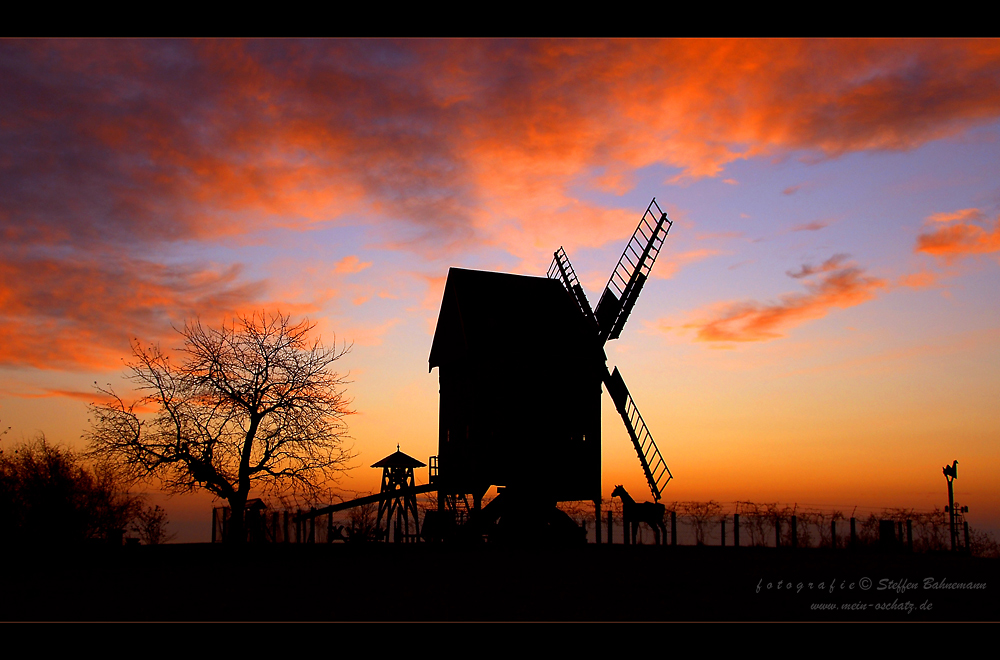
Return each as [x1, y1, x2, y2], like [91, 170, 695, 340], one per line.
[227, 494, 247, 544]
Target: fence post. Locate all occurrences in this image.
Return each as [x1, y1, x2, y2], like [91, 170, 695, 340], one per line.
[906, 519, 913, 552]
[607, 510, 613, 545]
[734, 514, 740, 548]
[831, 520, 837, 549]
[595, 500, 601, 545]
[671, 510, 677, 546]
[850, 517, 857, 548]
[721, 518, 726, 547]
[791, 515, 797, 548]
[775, 517, 781, 548]
[964, 521, 970, 553]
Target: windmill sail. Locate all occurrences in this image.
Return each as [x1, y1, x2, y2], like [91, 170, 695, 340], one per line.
[548, 247, 599, 331]
[548, 198, 675, 502]
[594, 198, 672, 343]
[604, 367, 672, 501]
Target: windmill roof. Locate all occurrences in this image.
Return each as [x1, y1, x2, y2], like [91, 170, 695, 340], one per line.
[371, 449, 426, 468]
[428, 267, 599, 371]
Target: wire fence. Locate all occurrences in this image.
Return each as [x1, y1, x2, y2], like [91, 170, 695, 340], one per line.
[211, 497, 999, 558]
[559, 500, 998, 557]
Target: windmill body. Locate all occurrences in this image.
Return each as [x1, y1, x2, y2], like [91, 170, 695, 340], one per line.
[429, 268, 603, 511]
[428, 198, 673, 539]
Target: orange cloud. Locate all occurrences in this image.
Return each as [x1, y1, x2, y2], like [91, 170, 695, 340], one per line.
[0, 254, 263, 370]
[897, 270, 939, 289]
[786, 253, 850, 279]
[676, 257, 886, 343]
[925, 208, 984, 224]
[3, 39, 1000, 369]
[335, 256, 373, 274]
[6, 39, 1000, 260]
[916, 210, 1000, 261]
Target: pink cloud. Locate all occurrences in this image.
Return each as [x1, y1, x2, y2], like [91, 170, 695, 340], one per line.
[790, 220, 831, 232]
[675, 256, 886, 343]
[897, 270, 938, 289]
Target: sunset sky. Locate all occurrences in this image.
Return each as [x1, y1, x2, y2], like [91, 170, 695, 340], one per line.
[2, 39, 998, 542]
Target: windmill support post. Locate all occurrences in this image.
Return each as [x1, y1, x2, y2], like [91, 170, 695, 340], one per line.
[734, 514, 740, 548]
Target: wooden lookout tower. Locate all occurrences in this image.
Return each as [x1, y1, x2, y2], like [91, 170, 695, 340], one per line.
[372, 447, 426, 542]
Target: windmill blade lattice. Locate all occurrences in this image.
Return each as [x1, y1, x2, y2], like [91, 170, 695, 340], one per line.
[594, 198, 672, 343]
[548, 247, 599, 331]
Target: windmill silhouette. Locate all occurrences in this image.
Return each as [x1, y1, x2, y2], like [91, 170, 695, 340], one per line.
[428, 198, 673, 540]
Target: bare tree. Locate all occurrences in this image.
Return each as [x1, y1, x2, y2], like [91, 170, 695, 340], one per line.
[680, 501, 723, 545]
[737, 501, 768, 546]
[130, 504, 175, 545]
[87, 312, 355, 543]
[348, 496, 381, 542]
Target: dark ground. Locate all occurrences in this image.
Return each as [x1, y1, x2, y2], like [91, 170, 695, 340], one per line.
[2, 542, 996, 621]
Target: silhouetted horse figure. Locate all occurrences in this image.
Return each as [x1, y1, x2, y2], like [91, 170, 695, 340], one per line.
[612, 485, 667, 545]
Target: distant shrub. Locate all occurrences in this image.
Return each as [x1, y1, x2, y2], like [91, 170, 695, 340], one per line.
[0, 435, 143, 545]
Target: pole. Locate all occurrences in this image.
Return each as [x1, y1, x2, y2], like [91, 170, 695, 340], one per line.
[595, 499, 601, 545]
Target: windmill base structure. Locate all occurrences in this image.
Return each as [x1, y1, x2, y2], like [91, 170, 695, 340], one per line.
[426, 198, 675, 543]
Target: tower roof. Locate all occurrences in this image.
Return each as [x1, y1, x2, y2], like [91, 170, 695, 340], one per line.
[371, 448, 426, 469]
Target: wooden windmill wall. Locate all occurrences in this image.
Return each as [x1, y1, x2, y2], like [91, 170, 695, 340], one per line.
[428, 268, 603, 509]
